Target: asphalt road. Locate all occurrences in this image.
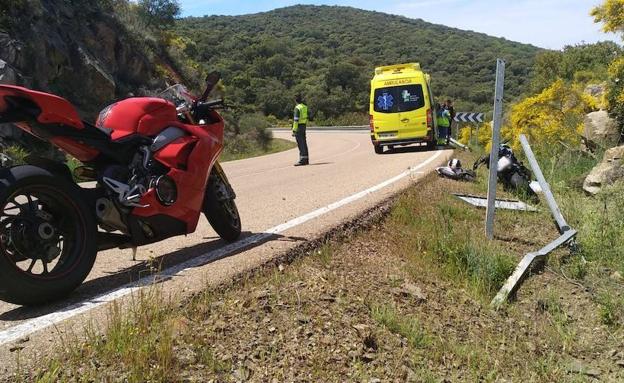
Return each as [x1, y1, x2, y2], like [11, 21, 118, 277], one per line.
[0, 130, 451, 367]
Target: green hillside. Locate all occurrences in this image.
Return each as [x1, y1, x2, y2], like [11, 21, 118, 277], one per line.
[175, 5, 542, 122]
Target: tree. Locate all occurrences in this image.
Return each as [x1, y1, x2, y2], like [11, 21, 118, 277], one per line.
[325, 63, 363, 91]
[137, 0, 180, 29]
[593, 0, 624, 139]
[592, 0, 624, 36]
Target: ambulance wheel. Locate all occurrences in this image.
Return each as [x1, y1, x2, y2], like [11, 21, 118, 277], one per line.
[374, 145, 383, 154]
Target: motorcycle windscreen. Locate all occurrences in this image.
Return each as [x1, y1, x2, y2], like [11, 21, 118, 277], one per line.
[0, 85, 84, 130]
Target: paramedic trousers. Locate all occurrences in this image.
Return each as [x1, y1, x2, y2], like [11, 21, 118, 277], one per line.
[438, 125, 450, 143]
[295, 124, 309, 162]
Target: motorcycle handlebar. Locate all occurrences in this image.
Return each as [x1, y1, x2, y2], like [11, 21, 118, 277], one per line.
[201, 99, 224, 108]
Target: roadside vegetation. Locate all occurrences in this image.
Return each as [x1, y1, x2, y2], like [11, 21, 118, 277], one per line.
[3, 1, 624, 381]
[16, 148, 623, 381]
[219, 112, 296, 162]
[174, 5, 540, 124]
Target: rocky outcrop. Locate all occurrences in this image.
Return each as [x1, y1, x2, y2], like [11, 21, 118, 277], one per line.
[0, 0, 177, 156]
[583, 145, 624, 195]
[0, 0, 160, 119]
[583, 110, 620, 149]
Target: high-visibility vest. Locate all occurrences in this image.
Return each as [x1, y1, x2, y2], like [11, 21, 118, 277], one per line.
[293, 103, 308, 131]
[436, 109, 450, 128]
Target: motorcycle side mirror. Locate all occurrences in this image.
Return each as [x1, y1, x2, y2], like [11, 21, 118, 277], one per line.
[199, 71, 221, 102]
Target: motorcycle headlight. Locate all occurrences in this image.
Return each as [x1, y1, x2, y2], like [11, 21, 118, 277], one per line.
[155, 175, 177, 206]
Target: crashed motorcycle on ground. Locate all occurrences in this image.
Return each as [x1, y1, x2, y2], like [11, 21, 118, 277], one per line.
[0, 72, 241, 305]
[473, 142, 538, 201]
[435, 158, 476, 182]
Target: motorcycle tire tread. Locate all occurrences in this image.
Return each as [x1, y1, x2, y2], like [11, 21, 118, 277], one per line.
[0, 165, 98, 306]
[203, 171, 242, 243]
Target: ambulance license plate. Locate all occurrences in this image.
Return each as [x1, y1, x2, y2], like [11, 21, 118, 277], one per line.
[378, 132, 397, 139]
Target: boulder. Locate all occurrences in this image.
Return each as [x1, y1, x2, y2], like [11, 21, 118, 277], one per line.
[583, 145, 624, 195]
[583, 110, 620, 149]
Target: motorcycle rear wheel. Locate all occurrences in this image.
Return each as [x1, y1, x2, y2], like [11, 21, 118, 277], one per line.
[510, 172, 538, 201]
[203, 169, 241, 242]
[0, 166, 97, 305]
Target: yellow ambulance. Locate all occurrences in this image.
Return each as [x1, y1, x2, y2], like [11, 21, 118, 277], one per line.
[369, 63, 437, 154]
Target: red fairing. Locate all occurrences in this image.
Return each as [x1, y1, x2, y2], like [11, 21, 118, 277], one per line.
[153, 136, 198, 169]
[0, 85, 84, 129]
[97, 98, 178, 140]
[133, 118, 224, 233]
[0, 85, 100, 161]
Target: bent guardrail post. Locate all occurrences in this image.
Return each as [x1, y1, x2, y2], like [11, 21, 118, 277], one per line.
[519, 134, 570, 233]
[490, 229, 577, 308]
[491, 135, 577, 308]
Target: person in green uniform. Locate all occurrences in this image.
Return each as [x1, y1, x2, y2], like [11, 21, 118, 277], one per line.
[292, 94, 309, 166]
[436, 102, 451, 145]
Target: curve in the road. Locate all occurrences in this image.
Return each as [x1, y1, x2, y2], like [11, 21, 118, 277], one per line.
[0, 148, 444, 345]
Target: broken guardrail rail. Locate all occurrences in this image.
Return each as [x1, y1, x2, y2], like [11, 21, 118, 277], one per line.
[449, 138, 470, 151]
[490, 134, 577, 308]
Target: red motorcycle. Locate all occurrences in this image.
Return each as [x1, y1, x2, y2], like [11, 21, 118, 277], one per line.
[0, 73, 241, 305]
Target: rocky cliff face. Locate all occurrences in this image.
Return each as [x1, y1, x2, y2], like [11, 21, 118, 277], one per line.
[0, 0, 163, 119]
[0, 0, 179, 156]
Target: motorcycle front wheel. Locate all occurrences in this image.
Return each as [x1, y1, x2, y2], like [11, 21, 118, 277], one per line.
[203, 166, 241, 242]
[0, 166, 97, 305]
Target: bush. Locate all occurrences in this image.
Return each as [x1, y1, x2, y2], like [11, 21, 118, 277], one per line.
[461, 80, 598, 155]
[223, 112, 273, 153]
[606, 57, 624, 139]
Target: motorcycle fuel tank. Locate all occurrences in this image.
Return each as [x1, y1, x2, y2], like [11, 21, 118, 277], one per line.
[97, 97, 177, 140]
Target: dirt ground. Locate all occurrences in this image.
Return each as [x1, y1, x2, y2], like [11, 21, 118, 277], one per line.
[12, 155, 624, 382]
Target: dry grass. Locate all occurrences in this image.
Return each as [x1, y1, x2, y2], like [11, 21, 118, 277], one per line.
[11, 150, 624, 382]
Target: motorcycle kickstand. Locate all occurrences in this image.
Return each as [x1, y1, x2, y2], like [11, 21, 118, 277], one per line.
[131, 246, 138, 261]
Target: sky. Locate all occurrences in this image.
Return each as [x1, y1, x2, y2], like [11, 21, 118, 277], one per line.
[177, 0, 620, 50]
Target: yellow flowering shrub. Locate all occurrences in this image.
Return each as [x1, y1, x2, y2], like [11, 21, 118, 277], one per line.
[461, 80, 597, 154]
[458, 123, 492, 149]
[505, 79, 596, 153]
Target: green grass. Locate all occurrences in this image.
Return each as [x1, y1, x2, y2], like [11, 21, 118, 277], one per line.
[597, 292, 624, 327]
[33, 288, 179, 383]
[370, 303, 428, 349]
[220, 137, 296, 162]
[522, 148, 624, 273]
[389, 186, 516, 300]
[2, 146, 28, 165]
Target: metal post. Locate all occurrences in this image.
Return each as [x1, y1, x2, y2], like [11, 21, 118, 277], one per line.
[519, 134, 570, 233]
[490, 229, 577, 308]
[485, 59, 506, 239]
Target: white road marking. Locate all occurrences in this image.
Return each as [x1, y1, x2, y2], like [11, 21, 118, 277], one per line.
[0, 150, 443, 346]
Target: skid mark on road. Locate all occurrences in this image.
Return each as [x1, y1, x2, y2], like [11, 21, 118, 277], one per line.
[0, 150, 443, 346]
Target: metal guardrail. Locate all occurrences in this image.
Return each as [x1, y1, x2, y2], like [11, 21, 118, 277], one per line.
[449, 138, 469, 151]
[490, 134, 577, 308]
[491, 229, 577, 308]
